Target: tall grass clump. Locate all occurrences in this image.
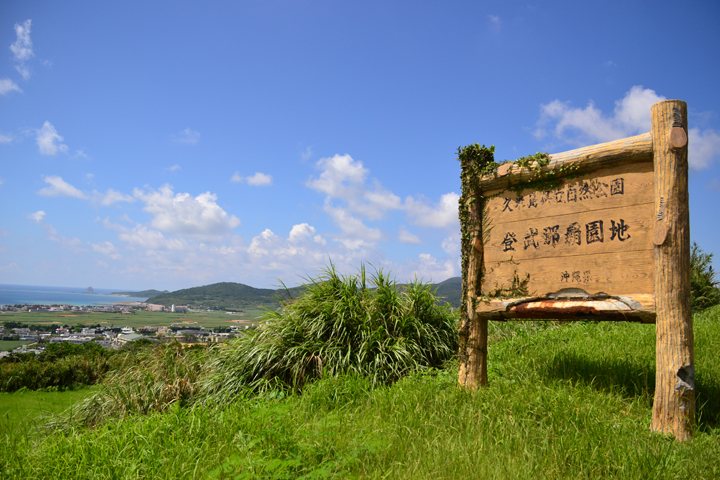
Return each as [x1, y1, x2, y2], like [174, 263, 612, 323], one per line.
[51, 342, 206, 427]
[202, 265, 458, 402]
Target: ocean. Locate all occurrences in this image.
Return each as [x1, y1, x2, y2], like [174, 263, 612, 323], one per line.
[0, 284, 149, 306]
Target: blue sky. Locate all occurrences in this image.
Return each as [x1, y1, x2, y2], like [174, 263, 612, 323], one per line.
[1, 1, 719, 291]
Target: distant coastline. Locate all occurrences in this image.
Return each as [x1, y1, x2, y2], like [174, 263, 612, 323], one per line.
[0, 284, 149, 307]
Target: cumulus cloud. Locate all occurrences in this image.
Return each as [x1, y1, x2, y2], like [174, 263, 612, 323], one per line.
[534, 86, 720, 169]
[247, 224, 338, 273]
[441, 234, 460, 256]
[174, 128, 200, 145]
[405, 192, 460, 228]
[118, 225, 189, 251]
[133, 185, 240, 236]
[10, 20, 33, 80]
[232, 172, 273, 186]
[0, 132, 14, 144]
[307, 153, 402, 223]
[323, 202, 384, 249]
[398, 226, 421, 245]
[37, 176, 86, 199]
[397, 253, 456, 283]
[0, 78, 22, 95]
[36, 121, 68, 155]
[167, 164, 181, 172]
[688, 128, 720, 170]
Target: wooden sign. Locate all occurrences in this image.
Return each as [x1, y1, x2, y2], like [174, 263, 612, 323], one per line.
[458, 100, 695, 441]
[480, 162, 655, 321]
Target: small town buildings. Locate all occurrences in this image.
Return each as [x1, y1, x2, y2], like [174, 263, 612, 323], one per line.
[147, 304, 165, 312]
[171, 305, 188, 313]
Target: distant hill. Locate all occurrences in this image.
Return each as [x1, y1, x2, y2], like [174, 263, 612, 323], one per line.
[146, 282, 282, 311]
[111, 289, 169, 298]
[432, 277, 461, 308]
[146, 278, 462, 311]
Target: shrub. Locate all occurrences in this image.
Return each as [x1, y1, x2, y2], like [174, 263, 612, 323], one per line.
[691, 242, 720, 311]
[201, 265, 458, 403]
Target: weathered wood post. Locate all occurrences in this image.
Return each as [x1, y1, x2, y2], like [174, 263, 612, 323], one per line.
[458, 195, 488, 388]
[651, 100, 695, 441]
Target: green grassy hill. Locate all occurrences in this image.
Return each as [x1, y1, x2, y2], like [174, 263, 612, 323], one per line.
[2, 306, 719, 478]
[146, 282, 282, 310]
[145, 278, 462, 310]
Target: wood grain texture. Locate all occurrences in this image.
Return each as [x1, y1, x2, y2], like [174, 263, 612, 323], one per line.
[457, 197, 488, 389]
[476, 293, 655, 322]
[478, 133, 653, 192]
[650, 100, 695, 441]
[481, 163, 655, 299]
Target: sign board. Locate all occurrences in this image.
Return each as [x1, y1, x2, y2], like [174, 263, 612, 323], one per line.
[479, 162, 655, 321]
[459, 100, 695, 440]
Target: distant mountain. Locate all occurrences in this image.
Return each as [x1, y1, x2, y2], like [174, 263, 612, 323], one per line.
[111, 289, 169, 298]
[146, 282, 282, 310]
[432, 277, 461, 308]
[146, 278, 462, 311]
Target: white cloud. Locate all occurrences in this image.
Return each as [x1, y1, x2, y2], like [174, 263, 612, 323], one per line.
[117, 224, 189, 251]
[534, 86, 720, 169]
[36, 121, 68, 155]
[534, 86, 665, 144]
[174, 128, 200, 145]
[0, 78, 22, 95]
[85, 173, 95, 181]
[307, 154, 402, 220]
[10, 20, 33, 80]
[398, 226, 421, 245]
[74, 150, 88, 159]
[37, 176, 86, 199]
[92, 188, 135, 206]
[689, 128, 720, 170]
[232, 172, 273, 186]
[488, 15, 501, 25]
[246, 172, 273, 186]
[133, 185, 240, 236]
[405, 192, 459, 228]
[441, 234, 460, 256]
[323, 202, 384, 249]
[167, 164, 181, 172]
[27, 210, 58, 237]
[27, 210, 46, 223]
[396, 253, 456, 284]
[247, 224, 337, 273]
[90, 241, 122, 260]
[0, 132, 14, 144]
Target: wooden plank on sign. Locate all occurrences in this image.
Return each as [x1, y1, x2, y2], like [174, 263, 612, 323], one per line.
[480, 161, 655, 300]
[477, 133, 653, 192]
[482, 249, 655, 297]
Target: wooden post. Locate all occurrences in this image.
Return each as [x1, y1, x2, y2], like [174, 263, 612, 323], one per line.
[651, 100, 695, 441]
[458, 197, 488, 388]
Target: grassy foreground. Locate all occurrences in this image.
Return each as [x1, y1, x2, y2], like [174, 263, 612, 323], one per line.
[1, 307, 719, 479]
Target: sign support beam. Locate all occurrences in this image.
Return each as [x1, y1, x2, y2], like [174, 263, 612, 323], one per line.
[651, 100, 695, 441]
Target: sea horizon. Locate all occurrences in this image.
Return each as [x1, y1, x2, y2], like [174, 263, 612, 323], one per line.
[0, 284, 149, 306]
